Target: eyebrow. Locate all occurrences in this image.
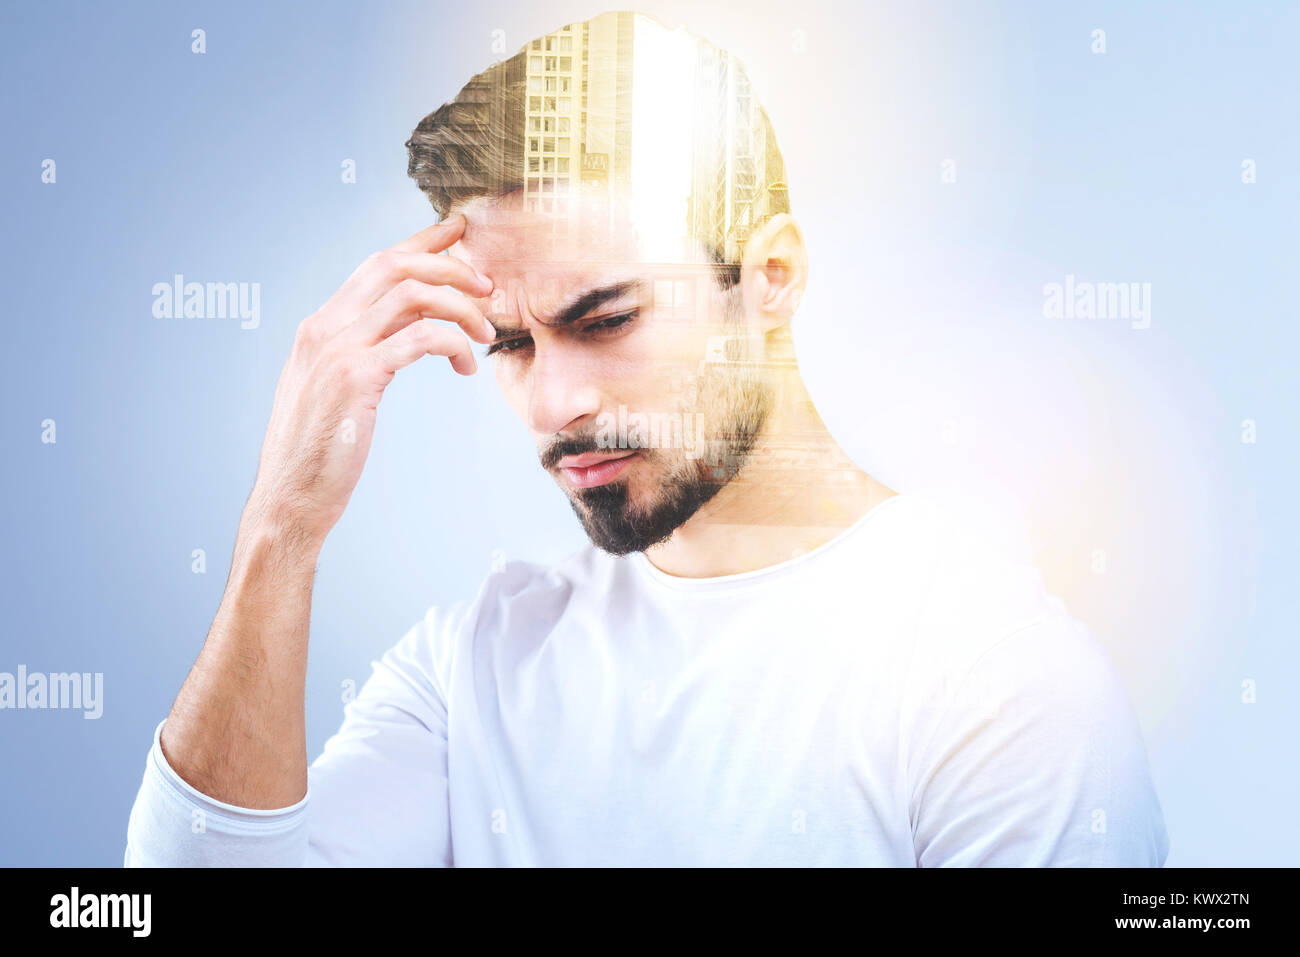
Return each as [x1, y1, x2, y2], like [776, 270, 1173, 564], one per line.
[488, 279, 642, 339]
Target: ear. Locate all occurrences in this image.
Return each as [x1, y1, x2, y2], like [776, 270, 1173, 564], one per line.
[739, 213, 808, 332]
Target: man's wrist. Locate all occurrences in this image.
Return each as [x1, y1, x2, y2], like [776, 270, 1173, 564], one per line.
[237, 491, 330, 566]
[230, 509, 324, 588]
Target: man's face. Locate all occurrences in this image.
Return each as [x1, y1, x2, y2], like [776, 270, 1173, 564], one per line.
[450, 187, 772, 555]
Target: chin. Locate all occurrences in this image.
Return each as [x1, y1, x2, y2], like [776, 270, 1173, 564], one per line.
[568, 467, 725, 556]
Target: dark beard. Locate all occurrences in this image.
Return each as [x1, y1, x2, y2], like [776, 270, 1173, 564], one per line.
[565, 454, 723, 555]
[559, 376, 771, 555]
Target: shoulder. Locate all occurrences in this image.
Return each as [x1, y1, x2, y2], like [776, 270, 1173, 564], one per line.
[467, 544, 626, 631]
[476, 544, 622, 604]
[889, 491, 1081, 688]
[894, 491, 1151, 782]
[371, 544, 620, 698]
[887, 496, 1167, 864]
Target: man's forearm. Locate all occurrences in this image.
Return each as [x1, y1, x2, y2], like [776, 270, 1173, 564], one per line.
[149, 215, 488, 816]
[160, 512, 320, 810]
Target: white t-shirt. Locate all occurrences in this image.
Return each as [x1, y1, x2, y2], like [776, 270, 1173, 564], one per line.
[124, 492, 1169, 866]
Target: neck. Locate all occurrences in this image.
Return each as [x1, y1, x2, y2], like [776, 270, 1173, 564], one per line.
[644, 358, 896, 578]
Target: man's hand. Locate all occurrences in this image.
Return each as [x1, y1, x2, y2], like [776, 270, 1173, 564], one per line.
[160, 216, 492, 810]
[247, 214, 494, 550]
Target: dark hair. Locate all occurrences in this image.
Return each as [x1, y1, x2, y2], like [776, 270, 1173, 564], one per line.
[405, 12, 788, 291]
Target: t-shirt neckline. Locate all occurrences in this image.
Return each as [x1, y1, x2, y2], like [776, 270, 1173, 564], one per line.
[628, 492, 905, 592]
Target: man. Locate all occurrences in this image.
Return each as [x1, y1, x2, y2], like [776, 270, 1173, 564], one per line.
[125, 11, 1168, 866]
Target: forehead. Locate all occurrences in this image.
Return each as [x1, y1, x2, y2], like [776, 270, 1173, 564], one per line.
[455, 186, 639, 262]
[450, 187, 716, 311]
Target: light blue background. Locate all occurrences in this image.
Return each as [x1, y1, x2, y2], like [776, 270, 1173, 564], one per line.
[1, 0, 1295, 865]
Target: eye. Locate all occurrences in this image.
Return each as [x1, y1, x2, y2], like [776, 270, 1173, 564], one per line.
[485, 335, 533, 357]
[584, 310, 637, 334]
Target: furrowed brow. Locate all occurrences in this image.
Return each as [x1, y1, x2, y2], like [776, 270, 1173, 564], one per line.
[545, 280, 642, 328]
[485, 278, 643, 341]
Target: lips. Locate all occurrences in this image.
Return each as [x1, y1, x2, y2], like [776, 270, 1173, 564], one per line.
[557, 451, 638, 489]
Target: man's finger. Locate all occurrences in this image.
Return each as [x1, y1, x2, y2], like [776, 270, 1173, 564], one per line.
[391, 213, 468, 254]
[342, 278, 495, 348]
[338, 250, 493, 317]
[371, 319, 477, 376]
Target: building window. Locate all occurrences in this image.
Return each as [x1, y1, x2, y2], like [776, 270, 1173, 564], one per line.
[559, 77, 570, 92]
[529, 137, 539, 152]
[559, 57, 571, 71]
[528, 156, 539, 172]
[559, 117, 570, 133]
[558, 137, 570, 153]
[529, 56, 542, 71]
[529, 96, 541, 112]
[559, 98, 571, 112]
[544, 97, 556, 111]
[559, 35, 572, 51]
[528, 76, 541, 93]
[543, 137, 554, 152]
[545, 56, 556, 71]
[557, 157, 569, 173]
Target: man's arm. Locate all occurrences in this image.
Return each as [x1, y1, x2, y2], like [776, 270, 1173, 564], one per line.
[137, 216, 493, 834]
[161, 516, 319, 810]
[908, 615, 1170, 867]
[126, 608, 461, 867]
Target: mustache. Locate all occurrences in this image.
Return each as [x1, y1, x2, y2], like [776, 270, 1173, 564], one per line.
[539, 433, 604, 471]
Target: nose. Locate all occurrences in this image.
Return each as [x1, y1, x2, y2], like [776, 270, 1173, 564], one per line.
[525, 337, 604, 437]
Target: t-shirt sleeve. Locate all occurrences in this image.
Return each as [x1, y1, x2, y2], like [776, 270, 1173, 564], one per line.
[122, 717, 310, 867]
[908, 614, 1170, 867]
[124, 604, 465, 867]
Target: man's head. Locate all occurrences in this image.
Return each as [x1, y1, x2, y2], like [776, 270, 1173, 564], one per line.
[406, 11, 807, 554]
